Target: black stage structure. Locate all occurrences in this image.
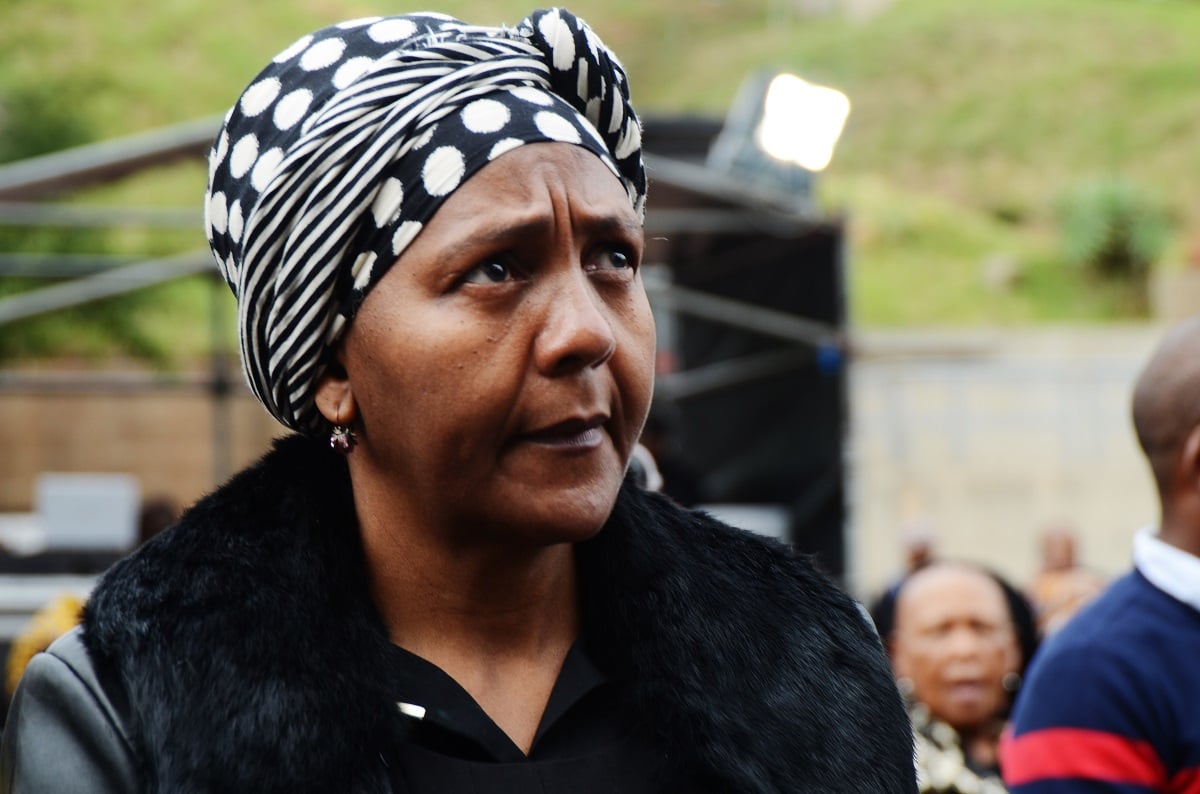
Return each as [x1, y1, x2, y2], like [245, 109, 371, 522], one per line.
[641, 116, 849, 580]
[0, 115, 852, 583]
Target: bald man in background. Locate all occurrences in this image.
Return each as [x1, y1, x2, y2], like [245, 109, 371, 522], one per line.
[1002, 317, 1200, 792]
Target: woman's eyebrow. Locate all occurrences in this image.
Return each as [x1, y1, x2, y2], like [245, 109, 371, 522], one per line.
[435, 219, 549, 263]
[579, 213, 643, 242]
[438, 212, 642, 261]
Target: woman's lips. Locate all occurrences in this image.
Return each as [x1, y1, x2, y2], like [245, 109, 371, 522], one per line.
[522, 416, 606, 450]
[945, 681, 987, 704]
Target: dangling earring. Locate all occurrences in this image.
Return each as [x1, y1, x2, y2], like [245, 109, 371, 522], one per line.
[329, 408, 357, 454]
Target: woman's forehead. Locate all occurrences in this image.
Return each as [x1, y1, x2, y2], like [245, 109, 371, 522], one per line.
[897, 566, 1010, 627]
[429, 144, 639, 228]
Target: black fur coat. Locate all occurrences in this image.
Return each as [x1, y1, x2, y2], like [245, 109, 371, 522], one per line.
[83, 435, 915, 792]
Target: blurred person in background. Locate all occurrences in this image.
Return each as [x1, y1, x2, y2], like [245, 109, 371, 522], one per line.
[134, 495, 178, 547]
[889, 561, 1038, 794]
[1026, 523, 1107, 636]
[625, 442, 663, 492]
[2, 497, 177, 715]
[0, 9, 916, 792]
[1003, 317, 1200, 793]
[636, 406, 702, 506]
[869, 518, 939, 639]
[2, 593, 84, 705]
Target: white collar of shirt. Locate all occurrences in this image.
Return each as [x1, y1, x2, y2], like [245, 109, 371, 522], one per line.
[1133, 526, 1200, 612]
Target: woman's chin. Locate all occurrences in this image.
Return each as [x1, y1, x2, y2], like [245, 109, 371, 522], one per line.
[502, 487, 621, 547]
[935, 698, 998, 735]
[474, 452, 627, 545]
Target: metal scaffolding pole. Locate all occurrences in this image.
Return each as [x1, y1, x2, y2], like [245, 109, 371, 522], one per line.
[0, 116, 219, 201]
[0, 250, 212, 326]
[646, 280, 842, 350]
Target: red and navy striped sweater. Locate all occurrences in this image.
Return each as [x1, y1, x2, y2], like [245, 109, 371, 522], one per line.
[1002, 568, 1200, 793]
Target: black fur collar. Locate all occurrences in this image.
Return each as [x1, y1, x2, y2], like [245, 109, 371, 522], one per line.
[83, 435, 914, 793]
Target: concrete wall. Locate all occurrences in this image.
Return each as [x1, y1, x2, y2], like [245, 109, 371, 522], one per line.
[848, 326, 1164, 599]
[1, 379, 281, 515]
[0, 323, 1175, 602]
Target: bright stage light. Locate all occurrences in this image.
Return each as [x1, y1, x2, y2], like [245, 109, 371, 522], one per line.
[706, 70, 851, 206]
[756, 73, 850, 173]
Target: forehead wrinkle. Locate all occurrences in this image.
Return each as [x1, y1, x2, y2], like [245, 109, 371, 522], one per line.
[433, 206, 640, 267]
[413, 147, 640, 269]
[895, 565, 1009, 633]
[574, 212, 643, 243]
[433, 217, 554, 265]
[519, 144, 639, 231]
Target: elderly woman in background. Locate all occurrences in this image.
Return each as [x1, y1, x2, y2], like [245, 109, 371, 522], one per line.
[888, 561, 1038, 794]
[1, 9, 916, 792]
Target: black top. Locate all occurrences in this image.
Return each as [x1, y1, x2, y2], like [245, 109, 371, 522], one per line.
[385, 641, 665, 793]
[69, 436, 918, 792]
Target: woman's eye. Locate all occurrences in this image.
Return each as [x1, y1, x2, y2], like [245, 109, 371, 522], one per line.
[592, 247, 635, 272]
[462, 260, 513, 285]
[607, 250, 631, 269]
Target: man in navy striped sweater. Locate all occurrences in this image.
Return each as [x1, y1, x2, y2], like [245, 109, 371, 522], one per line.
[1001, 316, 1200, 794]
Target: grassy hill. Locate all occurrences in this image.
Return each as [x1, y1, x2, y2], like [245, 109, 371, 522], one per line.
[3, 0, 1200, 361]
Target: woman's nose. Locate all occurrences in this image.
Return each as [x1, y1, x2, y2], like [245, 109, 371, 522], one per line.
[945, 627, 985, 659]
[534, 270, 617, 376]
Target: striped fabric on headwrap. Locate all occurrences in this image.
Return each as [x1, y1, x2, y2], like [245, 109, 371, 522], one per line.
[204, 8, 646, 435]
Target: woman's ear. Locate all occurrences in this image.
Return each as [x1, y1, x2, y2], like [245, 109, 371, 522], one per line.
[1001, 626, 1022, 680]
[888, 631, 908, 678]
[1181, 424, 1200, 494]
[314, 360, 357, 427]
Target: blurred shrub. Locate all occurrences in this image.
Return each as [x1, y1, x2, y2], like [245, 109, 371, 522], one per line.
[0, 232, 173, 364]
[0, 279, 171, 364]
[0, 83, 94, 164]
[1058, 177, 1171, 285]
[0, 84, 179, 365]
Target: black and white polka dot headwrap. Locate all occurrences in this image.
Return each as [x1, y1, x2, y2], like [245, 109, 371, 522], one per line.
[205, 8, 646, 435]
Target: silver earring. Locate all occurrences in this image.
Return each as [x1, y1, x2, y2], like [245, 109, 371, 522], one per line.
[1002, 672, 1022, 693]
[329, 408, 357, 454]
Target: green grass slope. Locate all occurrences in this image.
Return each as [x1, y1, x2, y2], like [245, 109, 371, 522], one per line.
[3, 0, 1199, 358]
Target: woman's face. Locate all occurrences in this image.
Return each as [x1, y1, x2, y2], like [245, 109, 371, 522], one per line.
[325, 142, 654, 548]
[891, 565, 1020, 734]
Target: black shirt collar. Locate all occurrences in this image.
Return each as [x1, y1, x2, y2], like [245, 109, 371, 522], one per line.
[389, 639, 608, 763]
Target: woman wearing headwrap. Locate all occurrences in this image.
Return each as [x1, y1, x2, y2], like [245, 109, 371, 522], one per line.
[0, 9, 916, 793]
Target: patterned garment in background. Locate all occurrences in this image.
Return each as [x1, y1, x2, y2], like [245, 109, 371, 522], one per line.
[910, 701, 1010, 794]
[5, 592, 83, 698]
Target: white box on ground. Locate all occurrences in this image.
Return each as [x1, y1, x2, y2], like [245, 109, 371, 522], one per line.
[36, 473, 140, 551]
[698, 503, 791, 542]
